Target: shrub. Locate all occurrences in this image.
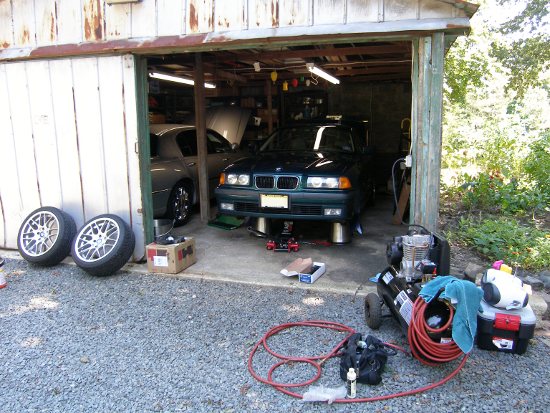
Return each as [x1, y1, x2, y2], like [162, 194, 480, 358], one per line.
[458, 216, 550, 271]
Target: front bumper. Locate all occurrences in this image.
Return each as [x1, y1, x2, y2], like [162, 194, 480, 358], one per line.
[215, 186, 355, 221]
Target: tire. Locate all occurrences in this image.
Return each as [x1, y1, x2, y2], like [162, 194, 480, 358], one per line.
[365, 292, 383, 330]
[71, 214, 135, 277]
[165, 181, 193, 227]
[17, 207, 76, 266]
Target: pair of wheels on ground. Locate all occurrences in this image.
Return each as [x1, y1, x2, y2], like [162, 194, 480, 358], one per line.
[17, 207, 135, 277]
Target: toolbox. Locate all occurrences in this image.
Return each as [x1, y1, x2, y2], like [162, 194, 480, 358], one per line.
[476, 299, 536, 354]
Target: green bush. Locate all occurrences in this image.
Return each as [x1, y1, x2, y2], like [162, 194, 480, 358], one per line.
[458, 216, 550, 271]
[459, 172, 549, 215]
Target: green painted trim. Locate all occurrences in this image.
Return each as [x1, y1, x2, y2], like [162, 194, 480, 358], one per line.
[410, 34, 445, 232]
[427, 32, 445, 230]
[134, 55, 154, 244]
[410, 38, 419, 225]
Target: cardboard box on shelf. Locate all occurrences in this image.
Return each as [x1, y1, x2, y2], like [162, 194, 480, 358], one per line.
[146, 238, 196, 274]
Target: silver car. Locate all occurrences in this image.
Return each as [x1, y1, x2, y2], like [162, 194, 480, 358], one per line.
[150, 124, 245, 226]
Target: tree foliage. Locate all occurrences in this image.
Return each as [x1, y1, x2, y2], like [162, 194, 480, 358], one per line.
[442, 1, 549, 270]
[492, 0, 550, 97]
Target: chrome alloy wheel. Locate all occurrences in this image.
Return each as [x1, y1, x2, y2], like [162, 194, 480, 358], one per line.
[173, 186, 190, 222]
[74, 217, 121, 263]
[19, 211, 60, 257]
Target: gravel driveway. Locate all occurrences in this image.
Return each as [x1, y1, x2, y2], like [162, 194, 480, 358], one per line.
[1, 258, 548, 413]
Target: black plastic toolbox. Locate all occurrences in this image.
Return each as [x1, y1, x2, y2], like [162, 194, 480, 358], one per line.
[476, 299, 536, 355]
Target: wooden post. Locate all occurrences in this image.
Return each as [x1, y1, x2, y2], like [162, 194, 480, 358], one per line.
[194, 52, 210, 223]
[134, 55, 154, 244]
[266, 79, 273, 134]
[410, 33, 444, 232]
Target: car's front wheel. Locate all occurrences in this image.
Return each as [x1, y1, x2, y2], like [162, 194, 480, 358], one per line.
[166, 181, 193, 227]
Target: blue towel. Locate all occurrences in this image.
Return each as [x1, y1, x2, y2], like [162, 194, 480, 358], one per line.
[419, 276, 483, 353]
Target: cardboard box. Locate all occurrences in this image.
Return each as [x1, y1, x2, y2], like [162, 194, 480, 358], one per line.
[146, 238, 196, 274]
[299, 262, 326, 284]
[280, 258, 313, 277]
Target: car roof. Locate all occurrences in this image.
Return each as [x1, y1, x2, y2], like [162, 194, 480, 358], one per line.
[149, 124, 194, 136]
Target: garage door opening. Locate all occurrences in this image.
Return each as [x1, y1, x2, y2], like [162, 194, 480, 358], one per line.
[144, 40, 413, 236]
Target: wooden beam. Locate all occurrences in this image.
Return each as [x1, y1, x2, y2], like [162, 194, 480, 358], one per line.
[332, 65, 410, 76]
[206, 44, 410, 63]
[266, 79, 273, 134]
[194, 53, 210, 223]
[410, 33, 445, 232]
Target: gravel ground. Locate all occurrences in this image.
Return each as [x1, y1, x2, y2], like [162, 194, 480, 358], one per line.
[1, 258, 549, 413]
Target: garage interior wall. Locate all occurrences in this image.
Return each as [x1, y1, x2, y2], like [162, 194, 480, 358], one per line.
[0, 54, 145, 259]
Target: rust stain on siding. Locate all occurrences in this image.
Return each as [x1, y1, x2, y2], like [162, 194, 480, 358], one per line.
[21, 28, 30, 44]
[190, 2, 199, 32]
[83, 0, 104, 41]
[50, 12, 56, 41]
[272, 0, 279, 27]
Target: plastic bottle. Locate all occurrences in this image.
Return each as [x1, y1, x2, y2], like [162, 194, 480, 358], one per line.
[346, 367, 357, 399]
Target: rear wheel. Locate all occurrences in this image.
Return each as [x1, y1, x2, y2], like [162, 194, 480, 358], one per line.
[365, 292, 383, 329]
[166, 182, 193, 227]
[17, 207, 76, 266]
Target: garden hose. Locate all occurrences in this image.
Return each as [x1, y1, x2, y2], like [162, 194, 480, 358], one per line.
[248, 318, 468, 403]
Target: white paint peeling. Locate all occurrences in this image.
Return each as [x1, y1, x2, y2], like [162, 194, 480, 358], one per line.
[0, 0, 474, 54]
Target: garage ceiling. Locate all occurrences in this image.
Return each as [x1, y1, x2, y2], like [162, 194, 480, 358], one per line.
[147, 40, 412, 87]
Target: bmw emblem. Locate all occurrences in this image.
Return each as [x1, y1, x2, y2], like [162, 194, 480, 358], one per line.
[275, 167, 283, 172]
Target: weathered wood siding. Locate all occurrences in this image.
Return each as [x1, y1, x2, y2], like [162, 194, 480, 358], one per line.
[0, 54, 144, 259]
[0, 0, 470, 54]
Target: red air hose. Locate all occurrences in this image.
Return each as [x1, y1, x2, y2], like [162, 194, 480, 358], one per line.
[408, 298, 464, 365]
[248, 306, 468, 403]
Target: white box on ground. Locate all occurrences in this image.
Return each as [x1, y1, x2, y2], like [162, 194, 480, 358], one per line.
[299, 262, 326, 284]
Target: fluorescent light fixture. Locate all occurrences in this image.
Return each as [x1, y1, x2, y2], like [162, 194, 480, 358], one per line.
[149, 71, 216, 89]
[306, 63, 340, 85]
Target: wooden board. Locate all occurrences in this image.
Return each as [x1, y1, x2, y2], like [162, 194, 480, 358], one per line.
[26, 60, 63, 208]
[49, 59, 86, 228]
[72, 57, 109, 221]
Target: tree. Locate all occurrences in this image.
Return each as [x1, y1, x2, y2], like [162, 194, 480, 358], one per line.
[491, 0, 550, 97]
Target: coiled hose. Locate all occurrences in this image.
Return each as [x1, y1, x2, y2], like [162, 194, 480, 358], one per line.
[248, 307, 468, 403]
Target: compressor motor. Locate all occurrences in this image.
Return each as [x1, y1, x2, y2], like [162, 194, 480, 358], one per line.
[386, 229, 450, 282]
[366, 228, 451, 332]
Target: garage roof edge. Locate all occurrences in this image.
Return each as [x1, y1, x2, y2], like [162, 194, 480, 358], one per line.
[0, 18, 472, 63]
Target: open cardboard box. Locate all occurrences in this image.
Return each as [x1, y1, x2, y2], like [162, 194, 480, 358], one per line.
[280, 258, 326, 284]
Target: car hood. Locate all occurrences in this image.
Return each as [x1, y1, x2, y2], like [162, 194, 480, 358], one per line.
[181, 107, 251, 144]
[228, 151, 353, 175]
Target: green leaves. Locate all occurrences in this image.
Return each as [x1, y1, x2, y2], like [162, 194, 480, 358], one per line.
[458, 216, 550, 271]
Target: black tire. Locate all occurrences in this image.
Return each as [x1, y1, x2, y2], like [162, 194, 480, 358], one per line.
[165, 181, 193, 227]
[71, 214, 135, 277]
[365, 292, 383, 330]
[17, 206, 76, 266]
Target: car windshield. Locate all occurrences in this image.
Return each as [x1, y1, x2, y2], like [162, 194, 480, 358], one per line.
[259, 125, 354, 153]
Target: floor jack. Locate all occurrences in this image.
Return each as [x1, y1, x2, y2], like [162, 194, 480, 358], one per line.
[247, 221, 300, 252]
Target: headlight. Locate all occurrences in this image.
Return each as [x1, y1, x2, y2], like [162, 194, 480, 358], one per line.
[306, 176, 351, 189]
[226, 173, 250, 186]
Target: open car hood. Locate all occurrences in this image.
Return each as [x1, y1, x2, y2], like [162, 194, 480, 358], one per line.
[183, 107, 251, 145]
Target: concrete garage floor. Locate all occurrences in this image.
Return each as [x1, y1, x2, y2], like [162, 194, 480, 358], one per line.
[144, 194, 406, 295]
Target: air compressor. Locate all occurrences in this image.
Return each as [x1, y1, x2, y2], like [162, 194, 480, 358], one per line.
[365, 227, 451, 333]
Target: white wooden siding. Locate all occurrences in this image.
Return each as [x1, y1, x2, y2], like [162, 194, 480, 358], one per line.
[0, 0, 471, 51]
[0, 55, 144, 260]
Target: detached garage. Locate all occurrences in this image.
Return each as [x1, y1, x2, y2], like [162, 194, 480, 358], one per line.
[0, 0, 477, 261]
